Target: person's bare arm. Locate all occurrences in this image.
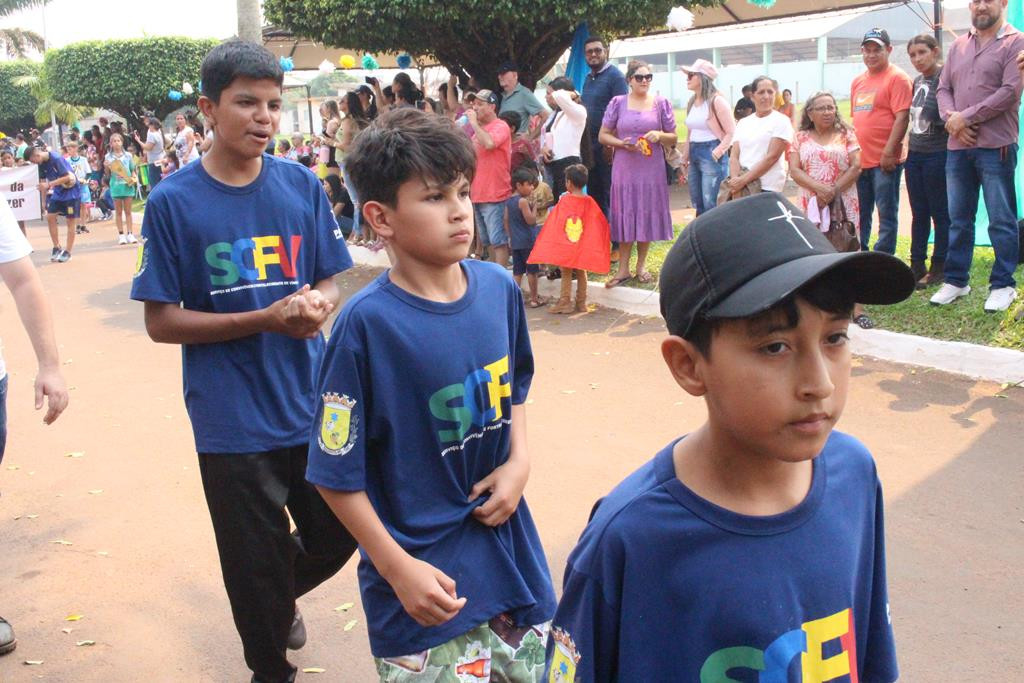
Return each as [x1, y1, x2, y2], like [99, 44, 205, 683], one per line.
[199, 134, 214, 154]
[835, 148, 861, 193]
[337, 118, 356, 154]
[735, 137, 788, 188]
[446, 74, 460, 119]
[598, 125, 637, 152]
[879, 110, 909, 172]
[144, 280, 336, 345]
[315, 487, 466, 626]
[0, 256, 68, 424]
[788, 147, 828, 196]
[729, 141, 742, 179]
[468, 403, 530, 526]
[467, 109, 494, 149]
[519, 197, 536, 225]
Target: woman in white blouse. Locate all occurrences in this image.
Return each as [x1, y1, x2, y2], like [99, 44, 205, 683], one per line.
[541, 76, 590, 199]
[727, 75, 794, 198]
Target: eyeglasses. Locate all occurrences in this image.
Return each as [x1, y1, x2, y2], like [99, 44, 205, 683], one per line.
[632, 74, 654, 82]
[585, 47, 604, 55]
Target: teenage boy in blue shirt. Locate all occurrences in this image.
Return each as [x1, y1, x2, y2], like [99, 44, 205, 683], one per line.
[306, 108, 556, 679]
[130, 40, 357, 683]
[546, 192, 914, 682]
[24, 145, 79, 262]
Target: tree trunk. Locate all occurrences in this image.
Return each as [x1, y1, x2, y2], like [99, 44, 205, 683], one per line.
[237, 0, 262, 44]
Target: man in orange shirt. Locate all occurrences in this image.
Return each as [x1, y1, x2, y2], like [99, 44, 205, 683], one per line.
[851, 28, 913, 254]
[467, 89, 513, 267]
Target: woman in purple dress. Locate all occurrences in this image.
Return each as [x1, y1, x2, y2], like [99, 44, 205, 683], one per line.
[598, 59, 677, 287]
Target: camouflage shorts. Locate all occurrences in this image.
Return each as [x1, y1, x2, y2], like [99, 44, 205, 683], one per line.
[375, 613, 550, 683]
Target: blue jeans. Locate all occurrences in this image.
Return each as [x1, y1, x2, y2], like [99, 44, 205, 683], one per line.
[340, 161, 360, 237]
[473, 201, 507, 247]
[904, 150, 950, 264]
[945, 146, 1020, 289]
[856, 165, 903, 254]
[687, 140, 728, 216]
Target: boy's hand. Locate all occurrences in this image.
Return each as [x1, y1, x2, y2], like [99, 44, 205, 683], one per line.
[468, 457, 529, 526]
[265, 285, 334, 338]
[385, 555, 467, 626]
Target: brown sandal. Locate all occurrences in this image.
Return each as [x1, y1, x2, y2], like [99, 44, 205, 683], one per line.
[605, 274, 633, 288]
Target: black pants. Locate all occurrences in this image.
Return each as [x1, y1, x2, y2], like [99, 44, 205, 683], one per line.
[588, 142, 613, 219]
[199, 446, 358, 683]
[545, 155, 582, 201]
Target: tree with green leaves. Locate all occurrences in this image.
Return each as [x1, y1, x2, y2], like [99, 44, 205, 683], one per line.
[43, 36, 219, 133]
[14, 69, 92, 138]
[0, 60, 41, 133]
[263, 0, 716, 90]
[0, 0, 46, 59]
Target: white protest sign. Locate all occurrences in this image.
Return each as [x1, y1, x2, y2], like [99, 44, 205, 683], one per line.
[0, 164, 41, 221]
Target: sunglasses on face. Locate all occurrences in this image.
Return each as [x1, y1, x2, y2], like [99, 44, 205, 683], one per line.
[632, 74, 653, 82]
[585, 47, 604, 55]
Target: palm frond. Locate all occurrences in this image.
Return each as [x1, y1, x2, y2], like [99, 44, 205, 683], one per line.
[0, 27, 45, 58]
[0, 0, 47, 19]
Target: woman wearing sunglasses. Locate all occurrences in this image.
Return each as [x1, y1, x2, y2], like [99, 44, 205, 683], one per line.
[598, 59, 677, 287]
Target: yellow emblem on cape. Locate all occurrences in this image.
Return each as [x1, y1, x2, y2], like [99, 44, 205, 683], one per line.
[564, 215, 584, 243]
[548, 628, 581, 683]
[319, 392, 357, 456]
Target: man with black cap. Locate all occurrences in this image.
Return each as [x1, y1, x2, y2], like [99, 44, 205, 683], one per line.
[545, 192, 912, 682]
[497, 62, 547, 135]
[851, 28, 912, 255]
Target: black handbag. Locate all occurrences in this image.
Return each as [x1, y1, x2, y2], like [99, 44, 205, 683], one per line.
[826, 198, 860, 253]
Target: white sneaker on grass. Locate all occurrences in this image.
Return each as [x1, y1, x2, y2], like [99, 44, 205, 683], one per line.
[930, 283, 970, 305]
[983, 286, 1017, 313]
[118, 233, 128, 245]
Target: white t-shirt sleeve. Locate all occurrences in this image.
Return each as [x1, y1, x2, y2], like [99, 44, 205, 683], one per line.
[0, 201, 31, 264]
[772, 112, 794, 143]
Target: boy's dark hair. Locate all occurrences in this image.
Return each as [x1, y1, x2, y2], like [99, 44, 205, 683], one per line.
[583, 36, 607, 50]
[346, 108, 476, 206]
[200, 39, 283, 103]
[498, 111, 521, 133]
[564, 163, 588, 189]
[297, 154, 312, 167]
[686, 272, 856, 359]
[22, 145, 38, 162]
[511, 167, 537, 187]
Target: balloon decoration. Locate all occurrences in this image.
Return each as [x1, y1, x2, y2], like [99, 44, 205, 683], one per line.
[339, 54, 356, 69]
[181, 81, 194, 95]
[279, 56, 294, 72]
[361, 54, 379, 70]
[396, 53, 412, 70]
[746, 0, 776, 6]
[666, 7, 695, 31]
[318, 59, 335, 74]
[168, 89, 183, 101]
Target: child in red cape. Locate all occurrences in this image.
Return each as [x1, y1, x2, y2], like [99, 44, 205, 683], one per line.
[528, 164, 610, 313]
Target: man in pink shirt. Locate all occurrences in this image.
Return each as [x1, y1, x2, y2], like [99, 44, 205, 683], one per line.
[467, 89, 512, 266]
[933, 0, 1024, 312]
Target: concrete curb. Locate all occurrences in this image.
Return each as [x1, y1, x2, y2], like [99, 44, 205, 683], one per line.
[347, 246, 1024, 385]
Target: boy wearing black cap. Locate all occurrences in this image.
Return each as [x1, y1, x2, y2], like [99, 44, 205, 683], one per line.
[545, 192, 913, 682]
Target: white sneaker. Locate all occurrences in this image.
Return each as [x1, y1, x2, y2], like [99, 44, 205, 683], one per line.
[118, 233, 127, 245]
[983, 286, 1017, 313]
[930, 283, 971, 305]
[126, 233, 138, 244]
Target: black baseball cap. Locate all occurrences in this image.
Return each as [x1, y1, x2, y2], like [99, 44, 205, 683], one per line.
[497, 61, 519, 74]
[862, 28, 891, 47]
[659, 193, 915, 338]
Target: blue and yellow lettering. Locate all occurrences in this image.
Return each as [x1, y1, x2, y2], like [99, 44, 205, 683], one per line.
[231, 238, 259, 281]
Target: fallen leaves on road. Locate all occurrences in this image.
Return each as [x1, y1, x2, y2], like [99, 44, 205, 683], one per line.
[334, 602, 354, 612]
[344, 620, 358, 631]
[65, 452, 85, 458]
[88, 489, 103, 495]
[302, 668, 326, 674]
[561, 390, 576, 395]
[76, 640, 95, 647]
[51, 540, 73, 546]
[61, 628, 72, 634]
[64, 614, 84, 622]
[24, 660, 43, 665]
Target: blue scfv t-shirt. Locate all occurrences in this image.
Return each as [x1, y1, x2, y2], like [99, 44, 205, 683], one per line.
[130, 155, 352, 453]
[40, 155, 79, 201]
[546, 431, 898, 683]
[306, 260, 556, 657]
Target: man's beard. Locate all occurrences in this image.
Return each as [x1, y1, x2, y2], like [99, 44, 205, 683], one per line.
[972, 11, 998, 30]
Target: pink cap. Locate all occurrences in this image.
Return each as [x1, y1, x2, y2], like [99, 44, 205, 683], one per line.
[681, 58, 717, 81]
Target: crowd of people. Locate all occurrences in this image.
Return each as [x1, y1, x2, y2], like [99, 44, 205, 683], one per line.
[2, 2, 1023, 676]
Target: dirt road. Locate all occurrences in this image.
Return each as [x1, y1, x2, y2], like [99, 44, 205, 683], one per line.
[1, 225, 1021, 681]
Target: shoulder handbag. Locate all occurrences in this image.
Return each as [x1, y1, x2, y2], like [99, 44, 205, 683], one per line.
[716, 167, 761, 205]
[826, 197, 860, 253]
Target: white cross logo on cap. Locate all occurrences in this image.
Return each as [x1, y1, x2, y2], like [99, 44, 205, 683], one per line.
[768, 201, 813, 249]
